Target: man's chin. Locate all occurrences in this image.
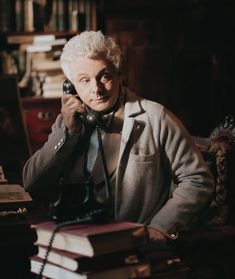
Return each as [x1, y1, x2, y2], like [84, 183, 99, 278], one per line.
[89, 102, 112, 113]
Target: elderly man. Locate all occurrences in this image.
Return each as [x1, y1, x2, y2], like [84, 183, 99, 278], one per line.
[23, 30, 214, 244]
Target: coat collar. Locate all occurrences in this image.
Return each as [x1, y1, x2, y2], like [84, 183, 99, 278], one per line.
[119, 88, 146, 158]
[123, 87, 145, 118]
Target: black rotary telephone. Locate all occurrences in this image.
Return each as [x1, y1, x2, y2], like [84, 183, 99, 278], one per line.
[51, 80, 112, 225]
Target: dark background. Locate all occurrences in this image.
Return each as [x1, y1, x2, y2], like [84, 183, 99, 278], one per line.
[97, 0, 235, 136]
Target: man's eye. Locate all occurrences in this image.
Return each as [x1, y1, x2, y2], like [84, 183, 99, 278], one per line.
[101, 73, 111, 82]
[80, 78, 90, 84]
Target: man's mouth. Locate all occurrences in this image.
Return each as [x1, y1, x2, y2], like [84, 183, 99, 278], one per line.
[93, 95, 109, 102]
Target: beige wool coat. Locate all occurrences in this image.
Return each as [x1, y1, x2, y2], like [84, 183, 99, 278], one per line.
[23, 88, 214, 239]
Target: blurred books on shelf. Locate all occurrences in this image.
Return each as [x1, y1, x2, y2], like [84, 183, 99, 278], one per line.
[16, 34, 66, 97]
[1, 0, 96, 33]
[26, 35, 67, 52]
[1, 0, 97, 80]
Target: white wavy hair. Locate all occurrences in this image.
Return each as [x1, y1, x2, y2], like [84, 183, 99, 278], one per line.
[60, 30, 122, 81]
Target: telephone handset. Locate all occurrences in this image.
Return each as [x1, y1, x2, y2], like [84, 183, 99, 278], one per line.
[63, 79, 103, 127]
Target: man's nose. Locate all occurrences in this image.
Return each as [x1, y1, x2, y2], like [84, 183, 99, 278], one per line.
[91, 79, 102, 96]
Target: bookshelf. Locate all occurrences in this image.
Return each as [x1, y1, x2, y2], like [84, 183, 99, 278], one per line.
[0, 0, 98, 77]
[0, 0, 99, 157]
[0, 0, 97, 34]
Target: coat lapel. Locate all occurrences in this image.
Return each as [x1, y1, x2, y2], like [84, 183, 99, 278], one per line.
[118, 89, 145, 162]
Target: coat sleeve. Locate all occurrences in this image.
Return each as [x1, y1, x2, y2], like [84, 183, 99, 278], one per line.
[149, 108, 215, 239]
[23, 114, 81, 200]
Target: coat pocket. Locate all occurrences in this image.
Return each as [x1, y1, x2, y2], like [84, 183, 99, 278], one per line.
[129, 152, 156, 162]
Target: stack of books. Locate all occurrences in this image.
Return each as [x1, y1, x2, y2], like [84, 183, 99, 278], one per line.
[30, 221, 151, 279]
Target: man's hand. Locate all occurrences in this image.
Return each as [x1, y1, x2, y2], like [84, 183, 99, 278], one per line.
[61, 94, 86, 133]
[147, 227, 168, 246]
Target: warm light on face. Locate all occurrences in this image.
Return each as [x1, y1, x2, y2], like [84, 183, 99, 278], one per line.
[70, 57, 121, 113]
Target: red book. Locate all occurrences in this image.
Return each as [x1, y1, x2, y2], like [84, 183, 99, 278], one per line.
[32, 221, 148, 257]
[36, 244, 144, 272]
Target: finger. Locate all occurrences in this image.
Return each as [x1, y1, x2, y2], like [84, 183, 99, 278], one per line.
[67, 97, 86, 113]
[62, 95, 79, 108]
[77, 102, 86, 113]
[61, 94, 73, 105]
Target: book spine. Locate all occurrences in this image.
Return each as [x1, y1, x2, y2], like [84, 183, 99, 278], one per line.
[47, 0, 57, 31]
[70, 0, 79, 32]
[90, 0, 97, 31]
[15, 0, 25, 32]
[0, 0, 15, 32]
[24, 0, 34, 32]
[78, 0, 86, 32]
[63, 0, 69, 31]
[56, 0, 65, 31]
[85, 0, 91, 30]
[33, 0, 45, 32]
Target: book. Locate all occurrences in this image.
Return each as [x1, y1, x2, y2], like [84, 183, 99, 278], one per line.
[33, 34, 56, 43]
[26, 44, 53, 53]
[37, 244, 143, 272]
[7, 35, 35, 45]
[0, 0, 14, 32]
[15, 0, 24, 32]
[70, 0, 79, 31]
[34, 38, 67, 46]
[43, 81, 63, 90]
[0, 184, 33, 210]
[32, 221, 148, 257]
[31, 59, 61, 71]
[78, 0, 86, 31]
[43, 89, 63, 98]
[24, 0, 34, 32]
[30, 255, 151, 279]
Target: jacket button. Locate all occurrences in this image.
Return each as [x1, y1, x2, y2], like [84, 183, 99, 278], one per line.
[54, 145, 58, 150]
[170, 233, 176, 239]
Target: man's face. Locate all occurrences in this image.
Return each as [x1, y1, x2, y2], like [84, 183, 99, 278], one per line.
[70, 56, 121, 113]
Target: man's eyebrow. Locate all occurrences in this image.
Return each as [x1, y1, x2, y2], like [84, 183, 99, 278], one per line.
[98, 68, 114, 76]
[76, 73, 89, 79]
[76, 68, 111, 78]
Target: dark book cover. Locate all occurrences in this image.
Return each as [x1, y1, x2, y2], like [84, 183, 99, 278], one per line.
[37, 244, 144, 272]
